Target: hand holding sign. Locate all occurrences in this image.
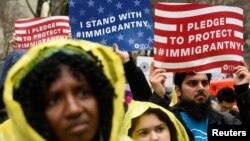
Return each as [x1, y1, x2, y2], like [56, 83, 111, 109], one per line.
[113, 43, 130, 63]
[234, 60, 250, 85]
[149, 61, 167, 98]
[9, 33, 18, 49]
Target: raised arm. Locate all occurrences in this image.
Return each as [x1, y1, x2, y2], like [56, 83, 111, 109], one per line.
[149, 61, 167, 98]
[233, 60, 250, 124]
[9, 33, 18, 49]
[113, 44, 152, 101]
[148, 62, 172, 108]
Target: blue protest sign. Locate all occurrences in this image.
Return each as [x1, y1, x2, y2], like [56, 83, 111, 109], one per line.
[68, 0, 153, 51]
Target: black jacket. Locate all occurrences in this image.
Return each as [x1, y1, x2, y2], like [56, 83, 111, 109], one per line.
[149, 83, 250, 141]
[124, 59, 250, 141]
[124, 58, 152, 101]
[151, 94, 242, 141]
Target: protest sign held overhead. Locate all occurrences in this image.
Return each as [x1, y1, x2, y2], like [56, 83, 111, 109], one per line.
[15, 16, 70, 49]
[68, 0, 154, 51]
[153, 3, 243, 73]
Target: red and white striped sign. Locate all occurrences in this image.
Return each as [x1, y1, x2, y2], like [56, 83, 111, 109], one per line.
[15, 16, 70, 49]
[153, 3, 243, 73]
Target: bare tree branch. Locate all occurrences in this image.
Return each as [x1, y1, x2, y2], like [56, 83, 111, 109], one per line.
[26, 0, 37, 17]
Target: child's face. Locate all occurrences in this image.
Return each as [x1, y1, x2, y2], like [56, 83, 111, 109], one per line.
[45, 66, 99, 141]
[132, 114, 171, 141]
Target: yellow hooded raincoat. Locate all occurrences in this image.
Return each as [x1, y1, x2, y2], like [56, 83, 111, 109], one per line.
[120, 100, 189, 141]
[0, 39, 127, 141]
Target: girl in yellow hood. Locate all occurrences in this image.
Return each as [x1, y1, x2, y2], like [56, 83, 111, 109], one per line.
[0, 39, 126, 141]
[120, 100, 189, 141]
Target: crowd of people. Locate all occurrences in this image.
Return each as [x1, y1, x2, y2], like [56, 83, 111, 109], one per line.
[115, 41, 250, 141]
[0, 4, 249, 140]
[0, 37, 248, 141]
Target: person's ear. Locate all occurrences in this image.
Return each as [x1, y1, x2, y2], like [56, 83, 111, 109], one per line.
[174, 85, 181, 97]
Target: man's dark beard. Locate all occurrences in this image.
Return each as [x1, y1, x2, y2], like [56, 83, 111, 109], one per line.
[180, 98, 211, 120]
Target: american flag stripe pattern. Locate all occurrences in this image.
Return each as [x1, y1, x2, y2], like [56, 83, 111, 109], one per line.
[153, 3, 243, 73]
[15, 16, 70, 49]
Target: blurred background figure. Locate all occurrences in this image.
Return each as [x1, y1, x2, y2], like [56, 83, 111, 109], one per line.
[217, 87, 238, 112]
[211, 87, 240, 120]
[0, 34, 27, 122]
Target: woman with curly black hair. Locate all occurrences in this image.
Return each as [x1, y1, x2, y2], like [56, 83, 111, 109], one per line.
[0, 39, 126, 141]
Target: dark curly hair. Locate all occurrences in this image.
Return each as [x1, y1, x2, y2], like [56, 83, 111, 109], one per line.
[128, 108, 178, 141]
[13, 50, 116, 141]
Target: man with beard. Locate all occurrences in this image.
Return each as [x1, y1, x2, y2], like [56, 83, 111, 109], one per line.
[113, 44, 250, 140]
[148, 61, 250, 141]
